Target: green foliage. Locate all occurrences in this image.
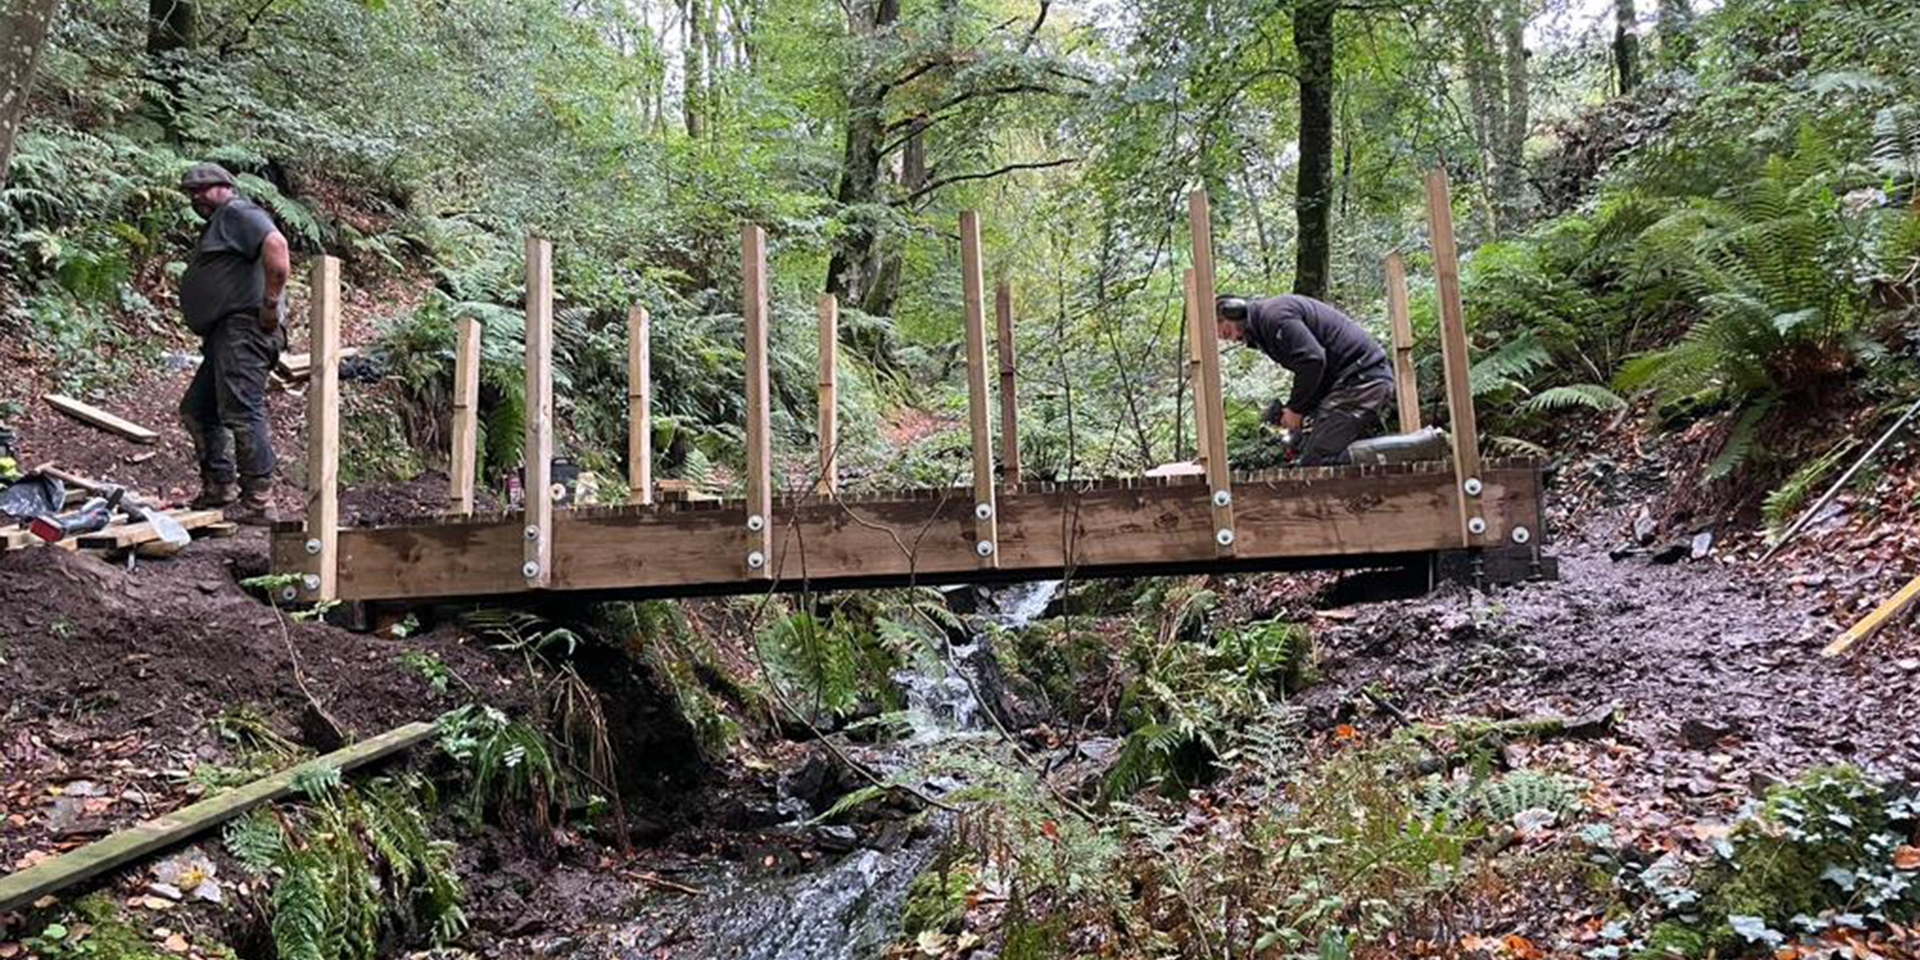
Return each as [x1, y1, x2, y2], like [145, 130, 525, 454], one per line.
[756, 589, 953, 722]
[1106, 618, 1313, 798]
[434, 703, 561, 830]
[1762, 438, 1859, 536]
[1632, 767, 1920, 958]
[902, 857, 980, 936]
[18, 893, 192, 959]
[261, 776, 467, 960]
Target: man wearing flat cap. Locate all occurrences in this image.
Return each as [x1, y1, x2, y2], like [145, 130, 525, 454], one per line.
[176, 162, 289, 523]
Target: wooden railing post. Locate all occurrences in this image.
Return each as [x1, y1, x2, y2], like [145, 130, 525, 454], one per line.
[995, 280, 1021, 487]
[1187, 190, 1235, 556]
[628, 305, 652, 505]
[1183, 267, 1209, 469]
[523, 237, 555, 587]
[817, 293, 838, 496]
[742, 225, 773, 578]
[301, 256, 341, 601]
[1384, 252, 1421, 433]
[1423, 170, 1486, 548]
[449, 313, 481, 515]
[960, 212, 998, 567]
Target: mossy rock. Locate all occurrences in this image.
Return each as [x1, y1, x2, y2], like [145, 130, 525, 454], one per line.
[902, 859, 978, 935]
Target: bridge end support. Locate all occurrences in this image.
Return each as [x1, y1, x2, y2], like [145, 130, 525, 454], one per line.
[1430, 546, 1559, 589]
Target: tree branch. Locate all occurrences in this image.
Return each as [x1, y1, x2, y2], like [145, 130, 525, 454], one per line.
[893, 156, 1081, 206]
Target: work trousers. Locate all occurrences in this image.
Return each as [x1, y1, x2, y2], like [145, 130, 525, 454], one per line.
[1298, 377, 1394, 466]
[180, 312, 280, 485]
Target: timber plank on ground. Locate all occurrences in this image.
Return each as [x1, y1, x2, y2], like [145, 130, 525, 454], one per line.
[272, 461, 1548, 602]
[43, 394, 158, 444]
[75, 509, 227, 550]
[0, 722, 434, 914]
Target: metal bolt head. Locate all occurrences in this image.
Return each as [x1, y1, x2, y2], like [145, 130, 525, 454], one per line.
[1215, 528, 1235, 547]
[1511, 525, 1532, 545]
[975, 540, 995, 557]
[1463, 477, 1484, 497]
[304, 538, 323, 556]
[279, 586, 298, 602]
[1468, 516, 1488, 536]
[549, 483, 567, 502]
[524, 525, 540, 541]
[746, 551, 766, 570]
[303, 574, 321, 592]
[974, 502, 994, 521]
[746, 514, 766, 532]
[522, 560, 541, 578]
[1212, 490, 1232, 508]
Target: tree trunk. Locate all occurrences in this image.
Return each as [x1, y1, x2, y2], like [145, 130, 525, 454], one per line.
[1496, 0, 1529, 232]
[0, 0, 58, 188]
[1612, 0, 1640, 95]
[683, 0, 707, 137]
[825, 0, 903, 320]
[147, 0, 195, 57]
[1462, 3, 1504, 237]
[1292, 0, 1335, 301]
[1656, 0, 1695, 71]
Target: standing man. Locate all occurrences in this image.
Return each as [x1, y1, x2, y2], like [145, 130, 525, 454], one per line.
[177, 162, 289, 524]
[1215, 294, 1394, 465]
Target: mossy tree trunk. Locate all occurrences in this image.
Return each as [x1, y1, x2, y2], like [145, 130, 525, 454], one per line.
[1613, 0, 1640, 94]
[1292, 0, 1336, 300]
[0, 0, 58, 188]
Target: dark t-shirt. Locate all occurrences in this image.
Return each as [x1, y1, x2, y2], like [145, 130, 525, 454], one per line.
[1242, 295, 1392, 414]
[180, 197, 278, 336]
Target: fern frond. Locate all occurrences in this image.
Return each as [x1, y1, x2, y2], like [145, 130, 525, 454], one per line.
[1519, 384, 1628, 414]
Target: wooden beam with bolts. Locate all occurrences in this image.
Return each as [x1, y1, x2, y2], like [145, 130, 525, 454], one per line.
[960, 212, 999, 567]
[300, 256, 342, 601]
[1424, 170, 1487, 549]
[523, 237, 555, 587]
[1187, 190, 1236, 556]
[742, 225, 773, 578]
[628, 305, 653, 505]
[818, 293, 838, 496]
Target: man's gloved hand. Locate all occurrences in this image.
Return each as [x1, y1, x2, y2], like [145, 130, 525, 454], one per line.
[258, 298, 283, 333]
[1263, 398, 1304, 432]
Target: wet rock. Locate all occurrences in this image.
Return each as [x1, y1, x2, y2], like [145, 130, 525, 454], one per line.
[1650, 541, 1691, 565]
[1049, 737, 1123, 799]
[1690, 530, 1714, 561]
[1633, 507, 1658, 546]
[816, 824, 860, 852]
[1680, 718, 1736, 750]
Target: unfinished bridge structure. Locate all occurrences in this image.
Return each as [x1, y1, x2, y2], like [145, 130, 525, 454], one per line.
[271, 171, 1552, 606]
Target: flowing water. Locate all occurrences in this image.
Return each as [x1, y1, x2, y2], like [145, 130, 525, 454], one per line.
[607, 580, 1063, 960]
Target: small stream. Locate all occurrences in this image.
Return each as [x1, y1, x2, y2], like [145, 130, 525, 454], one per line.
[609, 580, 1062, 960]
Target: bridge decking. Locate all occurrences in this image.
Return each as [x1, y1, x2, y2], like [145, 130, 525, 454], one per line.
[270, 459, 1549, 603]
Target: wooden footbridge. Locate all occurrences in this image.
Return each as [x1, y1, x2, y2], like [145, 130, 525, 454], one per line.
[271, 172, 1551, 606]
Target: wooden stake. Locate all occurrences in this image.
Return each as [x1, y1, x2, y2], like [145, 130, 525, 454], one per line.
[995, 280, 1022, 488]
[628, 305, 653, 505]
[742, 225, 773, 578]
[523, 237, 555, 587]
[1187, 190, 1235, 556]
[1385, 252, 1421, 433]
[1184, 267, 1209, 468]
[449, 313, 482, 514]
[303, 256, 342, 601]
[1424, 170, 1485, 548]
[0, 722, 434, 914]
[960, 212, 999, 567]
[1825, 573, 1920, 657]
[817, 294, 838, 496]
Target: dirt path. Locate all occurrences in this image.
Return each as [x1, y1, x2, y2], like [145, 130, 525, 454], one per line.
[1306, 523, 1920, 829]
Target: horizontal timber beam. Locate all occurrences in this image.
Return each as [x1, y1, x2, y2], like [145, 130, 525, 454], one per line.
[273, 461, 1548, 603]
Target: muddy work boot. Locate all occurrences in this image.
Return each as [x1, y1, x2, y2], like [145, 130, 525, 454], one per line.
[224, 479, 279, 526]
[190, 479, 241, 510]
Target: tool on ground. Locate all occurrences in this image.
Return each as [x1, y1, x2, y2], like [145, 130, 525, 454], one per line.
[30, 487, 124, 542]
[37, 465, 192, 550]
[1760, 395, 1920, 562]
[1347, 427, 1452, 465]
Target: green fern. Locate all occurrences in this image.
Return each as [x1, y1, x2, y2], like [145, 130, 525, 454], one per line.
[1519, 383, 1629, 414]
[223, 810, 286, 873]
[235, 174, 325, 246]
[1762, 438, 1858, 536]
[1468, 333, 1553, 398]
[1706, 399, 1777, 481]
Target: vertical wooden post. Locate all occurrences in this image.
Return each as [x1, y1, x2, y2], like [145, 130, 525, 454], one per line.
[742, 225, 773, 578]
[1187, 190, 1236, 555]
[523, 237, 555, 587]
[1183, 267, 1209, 468]
[302, 256, 341, 602]
[1384, 252, 1421, 433]
[959, 211, 998, 568]
[628, 305, 652, 505]
[995, 280, 1021, 488]
[817, 294, 838, 496]
[449, 313, 482, 514]
[1424, 169, 1486, 548]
